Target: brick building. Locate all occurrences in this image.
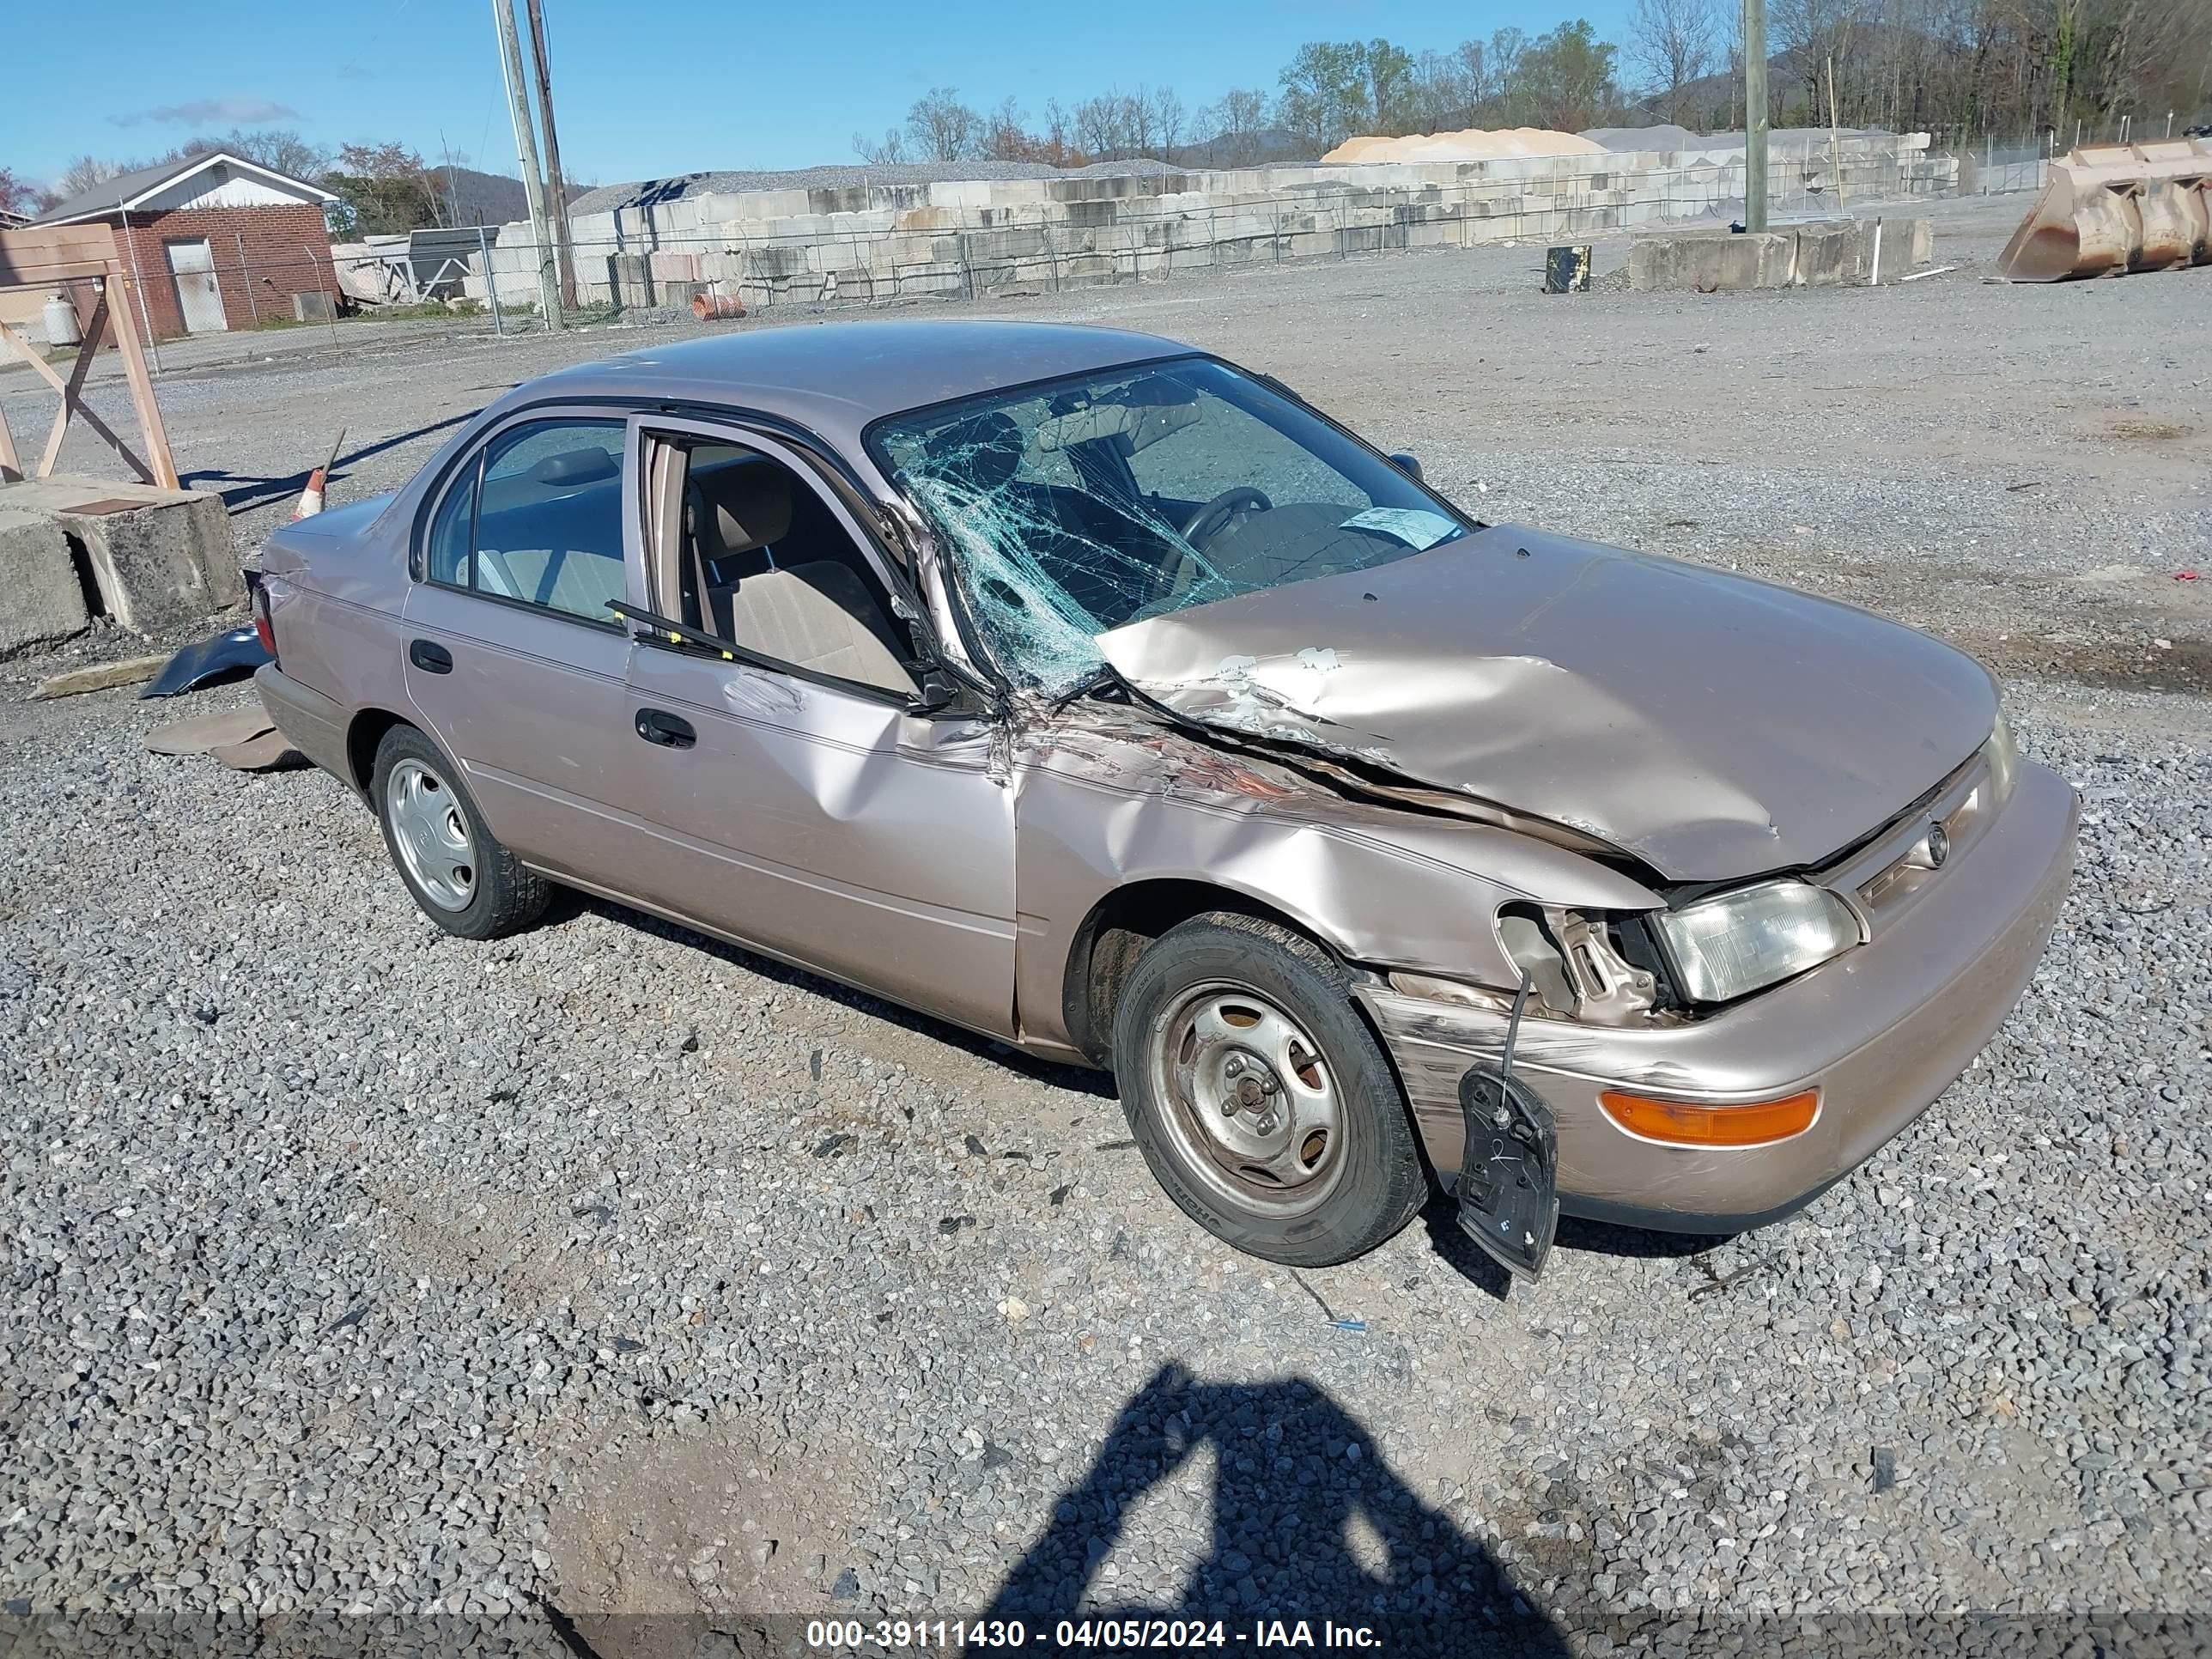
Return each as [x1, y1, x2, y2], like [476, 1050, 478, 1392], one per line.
[31, 152, 339, 339]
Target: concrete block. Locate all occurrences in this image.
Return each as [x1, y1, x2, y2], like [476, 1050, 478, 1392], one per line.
[1856, 216, 1934, 280]
[1793, 222, 1854, 285]
[0, 507, 91, 653]
[1627, 228, 1796, 292]
[0, 479, 238, 635]
[605, 253, 654, 307]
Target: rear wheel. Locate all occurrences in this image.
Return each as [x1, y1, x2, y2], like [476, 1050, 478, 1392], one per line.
[371, 725, 547, 939]
[1110, 913, 1425, 1266]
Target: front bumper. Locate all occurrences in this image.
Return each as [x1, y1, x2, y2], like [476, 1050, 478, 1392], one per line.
[1357, 758, 2079, 1231]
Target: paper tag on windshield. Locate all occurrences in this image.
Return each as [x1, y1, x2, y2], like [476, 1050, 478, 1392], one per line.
[1340, 507, 1459, 549]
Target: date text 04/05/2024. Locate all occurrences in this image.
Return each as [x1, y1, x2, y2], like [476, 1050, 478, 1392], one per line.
[805, 1618, 1385, 1650]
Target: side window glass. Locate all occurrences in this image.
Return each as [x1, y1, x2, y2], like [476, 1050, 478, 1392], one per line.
[426, 459, 477, 586]
[471, 417, 629, 622]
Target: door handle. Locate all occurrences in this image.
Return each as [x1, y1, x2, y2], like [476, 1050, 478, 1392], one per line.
[635, 708, 696, 749]
[409, 639, 453, 674]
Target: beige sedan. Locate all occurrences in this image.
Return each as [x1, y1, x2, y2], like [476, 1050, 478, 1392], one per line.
[252, 320, 2076, 1276]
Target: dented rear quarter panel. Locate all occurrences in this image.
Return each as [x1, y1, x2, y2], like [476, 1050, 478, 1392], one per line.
[257, 497, 417, 791]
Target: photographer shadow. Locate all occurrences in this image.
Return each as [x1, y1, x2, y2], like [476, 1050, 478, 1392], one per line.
[981, 1364, 1571, 1657]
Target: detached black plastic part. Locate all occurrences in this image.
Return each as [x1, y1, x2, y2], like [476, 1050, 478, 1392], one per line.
[1455, 1063, 1561, 1281]
[140, 625, 272, 699]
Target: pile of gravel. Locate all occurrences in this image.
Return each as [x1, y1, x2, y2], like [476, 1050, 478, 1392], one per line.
[1579, 124, 1898, 154]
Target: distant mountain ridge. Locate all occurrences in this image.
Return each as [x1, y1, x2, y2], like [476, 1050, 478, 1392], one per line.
[429, 165, 587, 227]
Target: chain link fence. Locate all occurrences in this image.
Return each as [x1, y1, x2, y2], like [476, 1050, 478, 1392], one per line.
[439, 142, 1955, 325]
[1954, 112, 2203, 196]
[3, 138, 1985, 380]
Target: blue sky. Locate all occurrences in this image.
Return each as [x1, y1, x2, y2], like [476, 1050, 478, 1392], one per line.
[3, 0, 1632, 191]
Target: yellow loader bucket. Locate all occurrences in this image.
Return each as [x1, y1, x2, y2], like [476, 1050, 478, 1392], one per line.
[1996, 138, 2212, 281]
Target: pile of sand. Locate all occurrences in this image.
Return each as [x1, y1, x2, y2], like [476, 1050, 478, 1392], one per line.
[1322, 128, 1608, 164]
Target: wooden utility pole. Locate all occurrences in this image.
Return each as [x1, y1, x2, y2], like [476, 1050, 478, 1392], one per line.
[1743, 0, 1770, 230]
[492, 0, 563, 329]
[523, 0, 579, 310]
[1826, 53, 1848, 211]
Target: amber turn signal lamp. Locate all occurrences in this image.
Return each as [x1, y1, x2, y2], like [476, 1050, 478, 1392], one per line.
[1598, 1089, 1820, 1146]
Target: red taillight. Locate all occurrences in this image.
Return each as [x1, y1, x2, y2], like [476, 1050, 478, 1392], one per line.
[252, 585, 277, 659]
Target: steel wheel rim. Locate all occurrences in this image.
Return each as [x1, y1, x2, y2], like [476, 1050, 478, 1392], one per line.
[1148, 979, 1347, 1219]
[386, 757, 475, 911]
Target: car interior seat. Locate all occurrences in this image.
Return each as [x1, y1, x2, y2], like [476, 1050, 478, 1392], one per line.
[683, 455, 917, 698]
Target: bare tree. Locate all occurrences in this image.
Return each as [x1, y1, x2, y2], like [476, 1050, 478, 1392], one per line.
[0, 167, 41, 217]
[1409, 43, 1483, 131]
[1074, 94, 1123, 157]
[904, 87, 984, 163]
[984, 97, 1033, 161]
[57, 155, 125, 199]
[1629, 0, 1720, 124]
[1486, 27, 1531, 122]
[1197, 87, 1272, 165]
[1040, 99, 1082, 166]
[1147, 86, 1188, 160]
[854, 127, 909, 165]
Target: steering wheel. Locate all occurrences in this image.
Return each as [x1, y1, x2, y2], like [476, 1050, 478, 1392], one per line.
[1179, 486, 1273, 550]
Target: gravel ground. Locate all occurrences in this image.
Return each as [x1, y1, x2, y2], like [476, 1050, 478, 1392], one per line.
[2, 191, 2209, 1656]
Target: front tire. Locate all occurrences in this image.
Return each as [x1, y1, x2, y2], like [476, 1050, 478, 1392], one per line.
[371, 725, 548, 939]
[1110, 912, 1425, 1267]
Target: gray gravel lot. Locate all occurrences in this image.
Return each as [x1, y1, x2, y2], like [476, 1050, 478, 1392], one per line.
[2, 192, 2209, 1656]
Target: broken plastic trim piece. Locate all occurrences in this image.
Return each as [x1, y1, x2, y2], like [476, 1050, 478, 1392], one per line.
[1453, 972, 1561, 1281]
[139, 625, 273, 700]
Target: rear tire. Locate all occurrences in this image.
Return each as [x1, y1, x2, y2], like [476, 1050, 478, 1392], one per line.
[370, 725, 547, 940]
[1110, 912, 1425, 1267]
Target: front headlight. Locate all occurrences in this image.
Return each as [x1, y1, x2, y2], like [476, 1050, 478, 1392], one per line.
[1653, 879, 1862, 1004]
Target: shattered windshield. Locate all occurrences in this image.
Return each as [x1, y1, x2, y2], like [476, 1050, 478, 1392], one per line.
[871, 357, 1466, 693]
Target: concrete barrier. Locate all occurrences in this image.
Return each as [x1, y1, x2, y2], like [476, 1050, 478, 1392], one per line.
[1627, 217, 1934, 291]
[0, 478, 239, 647]
[456, 135, 1958, 315]
[0, 507, 91, 654]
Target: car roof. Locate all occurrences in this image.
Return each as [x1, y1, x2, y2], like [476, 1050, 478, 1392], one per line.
[510, 319, 1198, 455]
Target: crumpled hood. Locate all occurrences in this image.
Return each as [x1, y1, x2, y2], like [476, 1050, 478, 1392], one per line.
[1097, 525, 1996, 881]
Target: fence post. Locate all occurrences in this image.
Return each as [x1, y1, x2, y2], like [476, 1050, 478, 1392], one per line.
[477, 227, 504, 339]
[304, 247, 337, 346]
[234, 232, 254, 328]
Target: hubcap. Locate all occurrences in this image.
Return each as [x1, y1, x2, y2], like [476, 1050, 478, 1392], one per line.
[1150, 982, 1346, 1218]
[385, 757, 475, 911]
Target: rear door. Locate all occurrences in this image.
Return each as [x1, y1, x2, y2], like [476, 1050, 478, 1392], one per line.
[401, 410, 651, 885]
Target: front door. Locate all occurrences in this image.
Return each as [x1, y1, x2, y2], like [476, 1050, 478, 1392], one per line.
[164, 240, 227, 334]
[617, 422, 1018, 1037]
[400, 411, 651, 886]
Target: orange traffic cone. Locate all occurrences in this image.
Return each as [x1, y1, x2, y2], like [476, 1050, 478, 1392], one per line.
[294, 427, 347, 520]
